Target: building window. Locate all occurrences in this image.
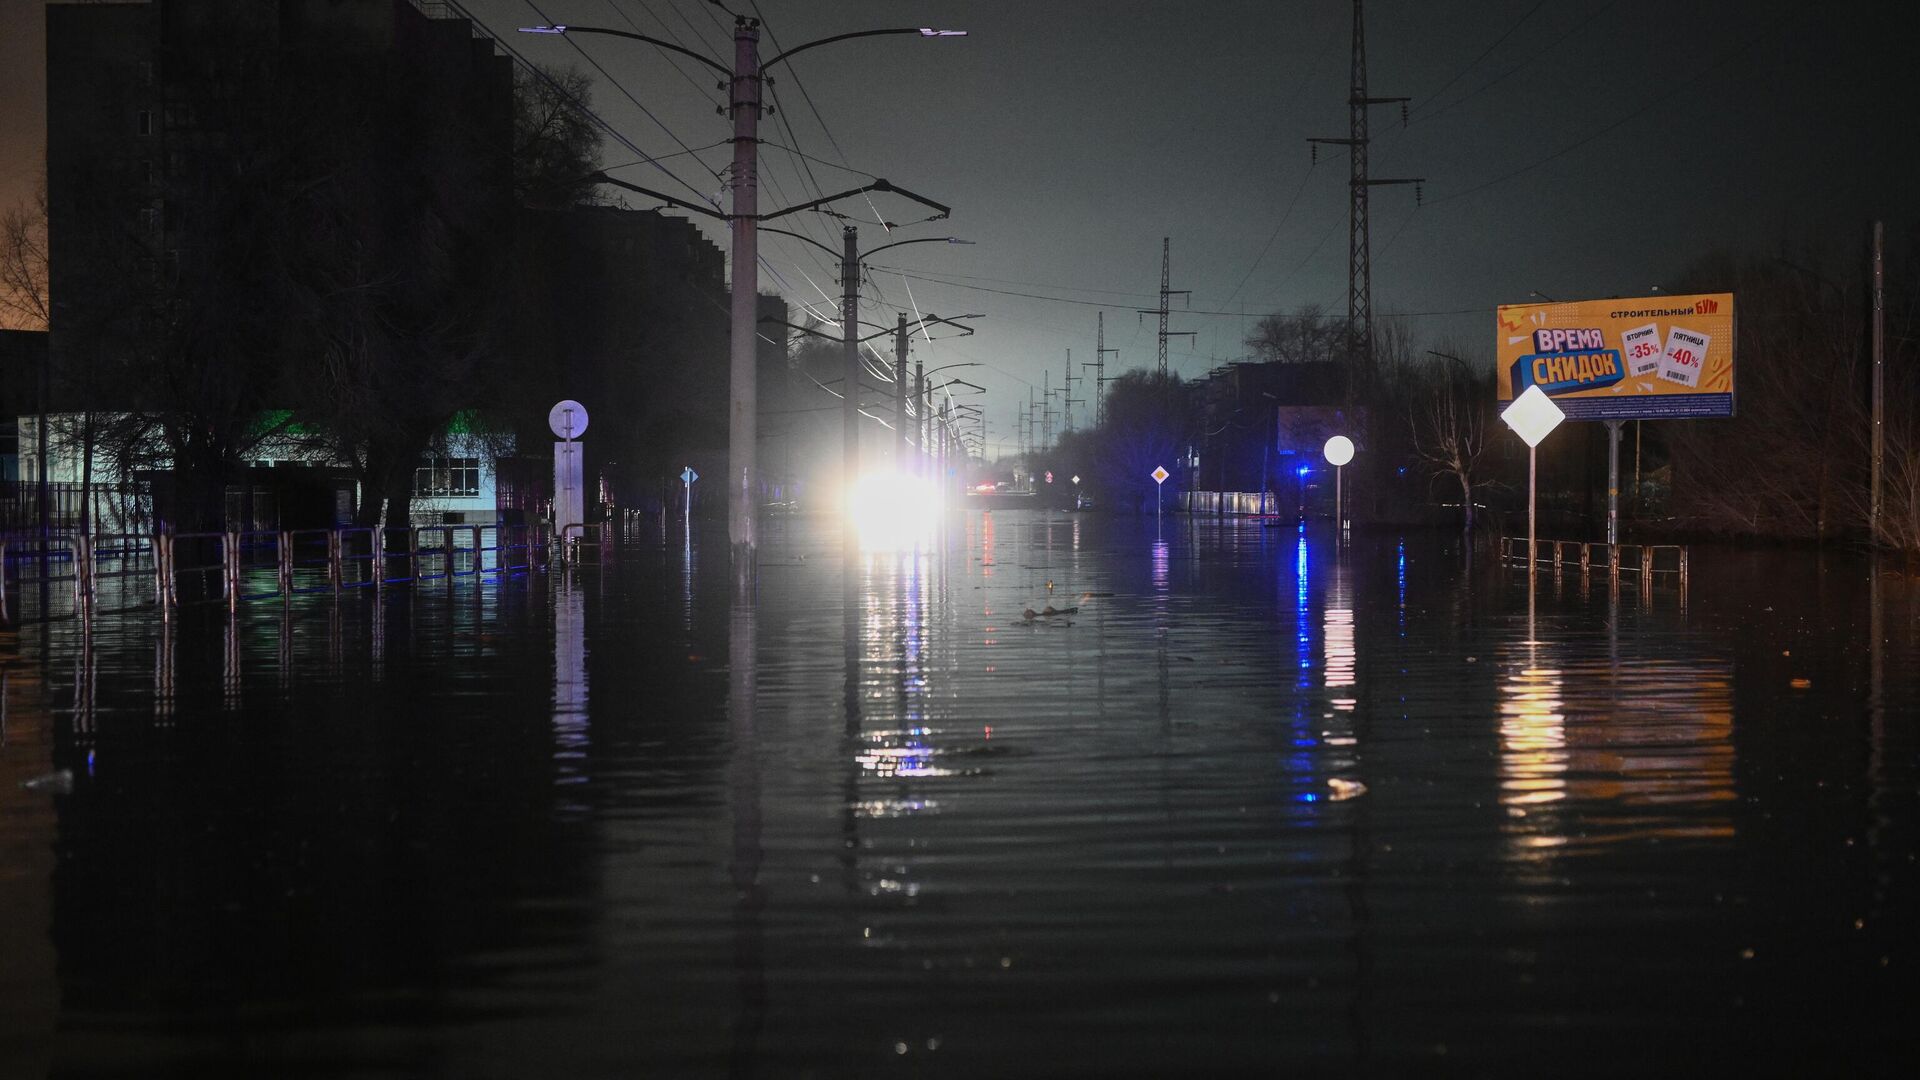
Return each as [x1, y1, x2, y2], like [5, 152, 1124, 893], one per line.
[415, 456, 481, 498]
[136, 110, 152, 136]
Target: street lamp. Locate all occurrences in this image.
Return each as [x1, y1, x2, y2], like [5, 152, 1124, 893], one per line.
[1499, 385, 1566, 577]
[1323, 435, 1354, 536]
[517, 19, 966, 583]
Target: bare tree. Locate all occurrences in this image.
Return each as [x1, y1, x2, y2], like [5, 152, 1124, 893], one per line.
[1409, 352, 1492, 532]
[513, 64, 603, 208]
[0, 179, 49, 331]
[1245, 302, 1343, 366]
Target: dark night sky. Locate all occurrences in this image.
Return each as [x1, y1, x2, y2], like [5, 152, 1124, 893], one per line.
[2, 0, 1908, 451]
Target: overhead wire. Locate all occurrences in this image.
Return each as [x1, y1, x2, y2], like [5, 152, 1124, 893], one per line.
[522, 1, 728, 196]
[1425, 6, 1798, 207]
[446, 0, 718, 206]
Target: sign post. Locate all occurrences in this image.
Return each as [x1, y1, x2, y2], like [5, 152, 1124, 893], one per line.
[681, 465, 699, 521]
[1499, 385, 1566, 577]
[548, 400, 589, 552]
[1151, 465, 1170, 533]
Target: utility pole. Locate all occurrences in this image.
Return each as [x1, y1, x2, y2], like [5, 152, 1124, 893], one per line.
[1872, 219, 1885, 543]
[1137, 238, 1194, 379]
[727, 19, 762, 576]
[1308, 0, 1422, 403]
[895, 313, 910, 466]
[915, 356, 926, 477]
[521, 20, 966, 583]
[1042, 370, 1054, 452]
[1063, 350, 1085, 434]
[1085, 310, 1118, 426]
[1029, 389, 1040, 459]
[842, 225, 860, 503]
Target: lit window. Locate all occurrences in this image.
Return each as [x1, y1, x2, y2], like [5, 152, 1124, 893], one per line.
[414, 456, 481, 498]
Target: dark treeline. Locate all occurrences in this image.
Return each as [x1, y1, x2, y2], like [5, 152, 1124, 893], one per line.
[1022, 229, 1920, 550]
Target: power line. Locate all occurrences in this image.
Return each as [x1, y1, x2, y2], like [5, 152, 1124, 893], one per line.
[881, 268, 1486, 320]
[1426, 7, 1796, 207]
[522, 1, 727, 191]
[1405, 0, 1623, 129]
[448, 0, 718, 206]
[1406, 0, 1547, 122]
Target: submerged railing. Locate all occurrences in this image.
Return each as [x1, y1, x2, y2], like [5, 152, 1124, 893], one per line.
[1499, 536, 1689, 588]
[1, 523, 555, 622]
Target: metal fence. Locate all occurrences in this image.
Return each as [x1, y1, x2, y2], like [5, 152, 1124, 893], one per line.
[2, 523, 553, 622]
[1499, 536, 1689, 587]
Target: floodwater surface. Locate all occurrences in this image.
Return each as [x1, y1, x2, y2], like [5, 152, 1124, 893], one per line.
[2, 510, 1916, 1077]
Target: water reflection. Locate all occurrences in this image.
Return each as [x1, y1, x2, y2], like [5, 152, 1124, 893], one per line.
[0, 517, 1913, 1076]
[553, 571, 590, 802]
[1501, 577, 1736, 856]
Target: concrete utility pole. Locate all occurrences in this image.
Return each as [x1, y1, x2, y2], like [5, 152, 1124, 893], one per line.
[725, 21, 763, 578]
[1872, 219, 1885, 542]
[914, 356, 926, 476]
[1307, 0, 1422, 401]
[519, 20, 965, 584]
[842, 225, 861, 502]
[894, 313, 910, 465]
[1138, 238, 1194, 379]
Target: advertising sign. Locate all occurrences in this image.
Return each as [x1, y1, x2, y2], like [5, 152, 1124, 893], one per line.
[1495, 293, 1734, 420]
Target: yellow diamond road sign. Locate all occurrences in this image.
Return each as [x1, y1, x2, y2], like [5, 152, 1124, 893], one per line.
[1151, 466, 1170, 485]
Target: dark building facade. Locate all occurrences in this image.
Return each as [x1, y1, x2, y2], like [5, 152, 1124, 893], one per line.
[44, 0, 515, 529]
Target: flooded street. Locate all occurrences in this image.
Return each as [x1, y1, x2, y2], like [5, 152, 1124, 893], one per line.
[2, 509, 1917, 1076]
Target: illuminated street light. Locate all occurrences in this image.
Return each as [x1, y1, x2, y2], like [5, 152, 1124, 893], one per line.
[1323, 435, 1355, 536]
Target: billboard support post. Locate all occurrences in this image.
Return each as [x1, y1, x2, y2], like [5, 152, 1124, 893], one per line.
[1606, 419, 1622, 545]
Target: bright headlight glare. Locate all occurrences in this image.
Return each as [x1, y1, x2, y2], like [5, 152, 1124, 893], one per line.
[848, 471, 941, 550]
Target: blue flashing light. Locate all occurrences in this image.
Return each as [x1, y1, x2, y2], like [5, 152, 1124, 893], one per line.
[1296, 465, 1311, 477]
[1297, 792, 1320, 803]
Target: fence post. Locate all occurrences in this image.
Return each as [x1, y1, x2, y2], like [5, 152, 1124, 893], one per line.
[328, 529, 342, 594]
[154, 533, 167, 611]
[372, 528, 386, 592]
[278, 530, 293, 598]
[1641, 546, 1654, 578]
[1679, 546, 1689, 590]
[223, 531, 238, 613]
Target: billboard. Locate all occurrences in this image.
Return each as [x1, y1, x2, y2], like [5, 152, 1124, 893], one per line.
[1495, 293, 1734, 420]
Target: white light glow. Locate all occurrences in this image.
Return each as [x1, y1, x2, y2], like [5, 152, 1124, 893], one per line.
[1323, 435, 1355, 466]
[1500, 385, 1566, 448]
[849, 471, 942, 551]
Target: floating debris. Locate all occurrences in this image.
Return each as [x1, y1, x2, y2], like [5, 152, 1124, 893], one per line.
[1327, 778, 1368, 801]
[20, 769, 73, 794]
